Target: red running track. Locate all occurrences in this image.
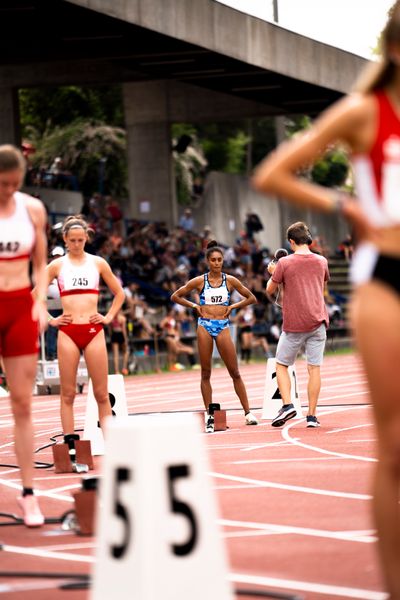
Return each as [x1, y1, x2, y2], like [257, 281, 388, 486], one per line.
[0, 353, 387, 599]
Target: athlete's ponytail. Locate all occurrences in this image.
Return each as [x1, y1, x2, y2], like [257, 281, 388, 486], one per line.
[206, 240, 224, 259]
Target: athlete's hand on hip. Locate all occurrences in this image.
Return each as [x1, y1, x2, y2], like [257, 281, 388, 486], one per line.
[52, 313, 73, 327]
[342, 198, 379, 242]
[89, 313, 107, 324]
[221, 306, 232, 319]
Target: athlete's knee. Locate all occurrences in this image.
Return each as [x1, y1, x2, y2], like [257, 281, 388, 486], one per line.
[380, 427, 400, 475]
[11, 396, 31, 421]
[307, 364, 320, 375]
[61, 389, 76, 407]
[93, 388, 110, 407]
[228, 367, 241, 380]
[201, 368, 211, 381]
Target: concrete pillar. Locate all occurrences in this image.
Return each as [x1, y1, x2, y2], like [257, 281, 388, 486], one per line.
[123, 81, 177, 225]
[0, 87, 20, 146]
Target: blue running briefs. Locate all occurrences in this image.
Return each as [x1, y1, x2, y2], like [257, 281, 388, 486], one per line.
[198, 317, 229, 338]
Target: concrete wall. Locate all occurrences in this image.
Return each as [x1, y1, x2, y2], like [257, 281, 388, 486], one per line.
[188, 171, 349, 256]
[188, 171, 282, 251]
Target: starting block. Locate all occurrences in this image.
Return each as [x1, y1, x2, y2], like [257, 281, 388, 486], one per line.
[208, 403, 227, 431]
[73, 476, 98, 535]
[52, 436, 94, 474]
[92, 413, 234, 600]
[199, 403, 227, 432]
[262, 358, 303, 420]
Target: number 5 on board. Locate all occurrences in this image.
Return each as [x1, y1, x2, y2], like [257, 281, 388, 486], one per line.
[93, 414, 233, 600]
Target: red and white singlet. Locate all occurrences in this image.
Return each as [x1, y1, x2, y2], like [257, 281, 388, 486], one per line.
[57, 253, 100, 296]
[351, 91, 400, 283]
[0, 192, 35, 261]
[352, 91, 400, 226]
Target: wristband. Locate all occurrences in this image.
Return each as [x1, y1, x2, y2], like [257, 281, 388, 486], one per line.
[330, 191, 348, 214]
[191, 303, 197, 309]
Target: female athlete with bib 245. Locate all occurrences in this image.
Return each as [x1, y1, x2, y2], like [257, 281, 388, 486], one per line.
[45, 215, 125, 445]
[171, 240, 258, 431]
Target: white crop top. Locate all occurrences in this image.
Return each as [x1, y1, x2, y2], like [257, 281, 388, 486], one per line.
[57, 253, 100, 296]
[0, 192, 35, 261]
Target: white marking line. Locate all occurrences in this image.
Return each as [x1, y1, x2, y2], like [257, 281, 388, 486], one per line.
[240, 439, 299, 452]
[219, 518, 376, 543]
[36, 541, 96, 552]
[0, 478, 74, 503]
[1, 544, 94, 563]
[209, 472, 371, 500]
[232, 456, 343, 465]
[328, 423, 373, 434]
[230, 573, 388, 600]
[0, 581, 73, 593]
[44, 483, 81, 495]
[282, 406, 377, 463]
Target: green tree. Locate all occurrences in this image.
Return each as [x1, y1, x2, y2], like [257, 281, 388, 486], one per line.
[30, 120, 127, 197]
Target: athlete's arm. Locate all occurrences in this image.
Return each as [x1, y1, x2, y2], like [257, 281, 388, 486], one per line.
[227, 276, 257, 314]
[94, 258, 125, 325]
[27, 198, 48, 332]
[170, 277, 203, 312]
[252, 94, 375, 234]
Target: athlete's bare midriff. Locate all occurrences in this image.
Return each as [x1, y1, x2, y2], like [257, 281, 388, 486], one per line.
[0, 259, 31, 291]
[200, 304, 228, 319]
[61, 293, 100, 323]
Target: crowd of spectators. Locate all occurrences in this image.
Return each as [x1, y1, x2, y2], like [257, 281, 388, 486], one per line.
[44, 191, 346, 371]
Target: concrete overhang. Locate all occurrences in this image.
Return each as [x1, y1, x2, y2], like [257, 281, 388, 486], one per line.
[0, 0, 368, 116]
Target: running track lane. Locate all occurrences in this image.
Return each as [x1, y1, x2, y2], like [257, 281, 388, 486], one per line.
[0, 353, 387, 599]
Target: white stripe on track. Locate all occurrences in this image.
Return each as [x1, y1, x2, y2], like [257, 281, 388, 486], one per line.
[1, 544, 93, 563]
[282, 406, 377, 462]
[219, 518, 376, 543]
[209, 472, 371, 500]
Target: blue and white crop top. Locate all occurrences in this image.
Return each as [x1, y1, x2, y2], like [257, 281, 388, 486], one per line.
[0, 192, 35, 261]
[199, 273, 230, 306]
[57, 253, 100, 296]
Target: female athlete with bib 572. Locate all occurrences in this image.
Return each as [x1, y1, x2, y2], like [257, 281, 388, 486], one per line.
[0, 145, 48, 527]
[171, 240, 258, 431]
[252, 4, 400, 596]
[46, 215, 125, 445]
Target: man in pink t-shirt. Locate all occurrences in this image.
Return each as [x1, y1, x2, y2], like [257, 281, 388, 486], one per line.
[266, 222, 329, 428]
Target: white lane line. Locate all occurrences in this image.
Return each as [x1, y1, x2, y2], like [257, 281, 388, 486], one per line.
[230, 573, 387, 600]
[37, 542, 96, 552]
[1, 544, 93, 563]
[232, 456, 343, 465]
[328, 423, 373, 434]
[219, 518, 376, 543]
[240, 439, 299, 452]
[0, 478, 74, 503]
[44, 483, 81, 494]
[0, 582, 75, 593]
[282, 406, 377, 463]
[209, 472, 371, 500]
